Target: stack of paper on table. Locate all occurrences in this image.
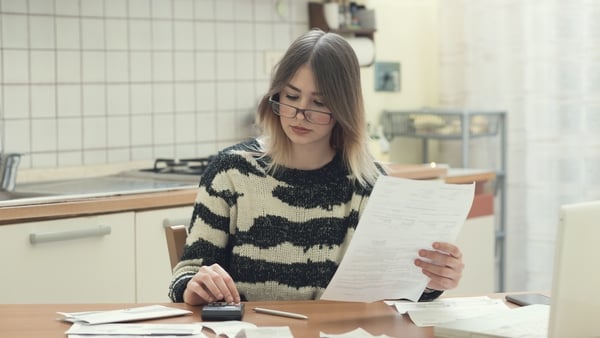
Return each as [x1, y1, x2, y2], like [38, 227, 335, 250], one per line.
[320, 328, 394, 337]
[59, 305, 296, 338]
[66, 322, 294, 338]
[390, 296, 510, 327]
[432, 304, 550, 338]
[58, 305, 192, 324]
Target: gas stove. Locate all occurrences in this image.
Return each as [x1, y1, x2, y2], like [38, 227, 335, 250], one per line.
[140, 157, 215, 175]
[118, 156, 215, 184]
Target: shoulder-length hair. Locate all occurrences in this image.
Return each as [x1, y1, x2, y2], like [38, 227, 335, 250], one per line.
[254, 29, 380, 188]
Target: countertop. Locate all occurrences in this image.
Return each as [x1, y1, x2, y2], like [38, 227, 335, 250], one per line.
[0, 188, 198, 225]
[0, 166, 496, 226]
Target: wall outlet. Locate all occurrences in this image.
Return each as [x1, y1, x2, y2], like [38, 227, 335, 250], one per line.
[374, 62, 401, 92]
[264, 51, 284, 76]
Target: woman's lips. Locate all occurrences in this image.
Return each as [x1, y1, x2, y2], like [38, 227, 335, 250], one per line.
[291, 125, 311, 135]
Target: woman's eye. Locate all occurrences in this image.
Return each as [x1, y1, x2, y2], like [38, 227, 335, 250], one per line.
[285, 94, 299, 101]
[314, 100, 325, 107]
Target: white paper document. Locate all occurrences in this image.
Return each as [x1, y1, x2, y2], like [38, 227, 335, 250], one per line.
[68, 335, 206, 338]
[240, 326, 294, 338]
[395, 296, 510, 327]
[320, 327, 394, 337]
[320, 176, 475, 302]
[201, 321, 257, 337]
[68, 336, 205, 338]
[433, 304, 550, 338]
[65, 322, 204, 335]
[58, 305, 192, 324]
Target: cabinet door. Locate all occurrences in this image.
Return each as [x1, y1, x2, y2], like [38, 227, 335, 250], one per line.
[0, 212, 135, 304]
[444, 215, 496, 296]
[135, 206, 193, 302]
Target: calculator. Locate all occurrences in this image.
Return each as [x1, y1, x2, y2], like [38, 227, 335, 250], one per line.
[201, 302, 245, 321]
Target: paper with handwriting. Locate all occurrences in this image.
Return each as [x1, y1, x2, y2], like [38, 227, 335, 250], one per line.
[320, 176, 475, 302]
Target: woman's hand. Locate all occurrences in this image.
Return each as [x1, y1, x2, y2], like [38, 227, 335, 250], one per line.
[183, 263, 241, 306]
[414, 242, 464, 291]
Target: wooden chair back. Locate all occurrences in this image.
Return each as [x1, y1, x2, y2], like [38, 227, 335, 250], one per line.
[165, 224, 187, 270]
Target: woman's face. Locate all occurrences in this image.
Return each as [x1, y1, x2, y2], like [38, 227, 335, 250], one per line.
[277, 64, 336, 151]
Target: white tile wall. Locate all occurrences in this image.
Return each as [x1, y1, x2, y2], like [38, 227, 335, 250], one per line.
[30, 0, 52, 13]
[0, 0, 310, 168]
[4, 85, 29, 118]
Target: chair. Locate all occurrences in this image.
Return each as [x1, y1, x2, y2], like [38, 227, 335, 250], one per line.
[164, 224, 187, 270]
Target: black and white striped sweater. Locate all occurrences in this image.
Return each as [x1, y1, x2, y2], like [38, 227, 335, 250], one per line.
[168, 140, 441, 302]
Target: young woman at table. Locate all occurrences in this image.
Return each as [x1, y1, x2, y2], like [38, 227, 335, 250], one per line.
[168, 29, 464, 305]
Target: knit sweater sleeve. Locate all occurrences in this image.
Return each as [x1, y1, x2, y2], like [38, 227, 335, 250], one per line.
[168, 151, 239, 302]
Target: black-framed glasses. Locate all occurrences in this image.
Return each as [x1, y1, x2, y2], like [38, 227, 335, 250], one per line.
[269, 96, 333, 125]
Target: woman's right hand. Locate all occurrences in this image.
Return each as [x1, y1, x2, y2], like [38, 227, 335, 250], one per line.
[183, 263, 241, 305]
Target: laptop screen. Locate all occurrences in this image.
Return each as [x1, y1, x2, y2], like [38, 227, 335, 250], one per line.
[549, 201, 600, 338]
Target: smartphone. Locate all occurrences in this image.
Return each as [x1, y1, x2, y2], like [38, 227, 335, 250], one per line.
[505, 293, 551, 306]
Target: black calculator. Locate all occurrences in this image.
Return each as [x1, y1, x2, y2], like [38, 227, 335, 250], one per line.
[201, 302, 245, 321]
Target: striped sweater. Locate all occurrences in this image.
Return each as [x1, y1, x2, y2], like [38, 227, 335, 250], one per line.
[168, 140, 441, 302]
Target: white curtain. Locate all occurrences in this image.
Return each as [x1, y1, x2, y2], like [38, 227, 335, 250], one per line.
[438, 0, 600, 291]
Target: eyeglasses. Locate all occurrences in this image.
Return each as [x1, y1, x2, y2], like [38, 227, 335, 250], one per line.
[269, 96, 333, 125]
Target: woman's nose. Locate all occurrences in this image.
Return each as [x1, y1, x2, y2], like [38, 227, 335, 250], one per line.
[295, 109, 307, 120]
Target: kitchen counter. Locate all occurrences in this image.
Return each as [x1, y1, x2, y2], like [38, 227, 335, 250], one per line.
[0, 188, 198, 225]
[0, 166, 495, 226]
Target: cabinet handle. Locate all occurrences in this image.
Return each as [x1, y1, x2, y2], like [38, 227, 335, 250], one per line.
[162, 218, 189, 228]
[29, 225, 112, 244]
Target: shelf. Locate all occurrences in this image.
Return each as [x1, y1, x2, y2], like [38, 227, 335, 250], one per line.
[381, 109, 504, 141]
[381, 108, 507, 292]
[308, 2, 376, 40]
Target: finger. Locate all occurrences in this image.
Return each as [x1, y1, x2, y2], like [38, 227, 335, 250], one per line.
[185, 279, 216, 305]
[419, 258, 463, 277]
[415, 257, 461, 277]
[417, 262, 460, 290]
[433, 242, 462, 259]
[418, 249, 464, 270]
[424, 272, 457, 290]
[210, 264, 241, 303]
[414, 256, 463, 291]
[193, 266, 229, 302]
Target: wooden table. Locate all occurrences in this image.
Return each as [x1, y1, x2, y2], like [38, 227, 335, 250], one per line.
[0, 300, 433, 338]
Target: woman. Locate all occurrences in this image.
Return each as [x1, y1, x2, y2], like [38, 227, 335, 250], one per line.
[168, 29, 464, 305]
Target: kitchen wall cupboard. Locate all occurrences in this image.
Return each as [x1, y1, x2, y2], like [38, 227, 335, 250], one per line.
[0, 212, 136, 304]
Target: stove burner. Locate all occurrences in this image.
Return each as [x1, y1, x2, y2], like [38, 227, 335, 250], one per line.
[141, 157, 215, 175]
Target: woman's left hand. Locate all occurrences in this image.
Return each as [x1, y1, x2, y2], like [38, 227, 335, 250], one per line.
[414, 242, 464, 291]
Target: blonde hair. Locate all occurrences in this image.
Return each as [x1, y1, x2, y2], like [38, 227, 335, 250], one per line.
[254, 29, 380, 188]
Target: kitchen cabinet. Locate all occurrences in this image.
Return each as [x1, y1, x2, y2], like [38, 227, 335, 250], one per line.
[0, 188, 198, 304]
[446, 215, 495, 296]
[0, 206, 195, 304]
[0, 212, 136, 304]
[135, 206, 193, 303]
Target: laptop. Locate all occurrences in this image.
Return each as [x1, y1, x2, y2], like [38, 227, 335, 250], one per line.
[548, 200, 600, 338]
